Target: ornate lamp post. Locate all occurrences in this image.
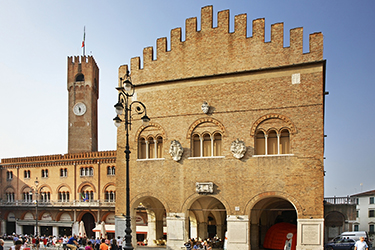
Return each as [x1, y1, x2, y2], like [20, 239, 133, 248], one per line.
[29, 177, 39, 236]
[113, 70, 150, 250]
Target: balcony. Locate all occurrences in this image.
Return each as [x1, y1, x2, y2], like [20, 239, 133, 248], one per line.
[324, 196, 356, 205]
[0, 200, 115, 208]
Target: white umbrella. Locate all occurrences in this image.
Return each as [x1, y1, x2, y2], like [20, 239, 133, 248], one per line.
[79, 221, 86, 237]
[100, 221, 106, 238]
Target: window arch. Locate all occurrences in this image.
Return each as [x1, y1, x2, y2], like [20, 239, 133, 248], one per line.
[41, 169, 48, 178]
[58, 186, 70, 202]
[60, 168, 68, 177]
[104, 185, 116, 202]
[136, 123, 166, 160]
[80, 167, 94, 177]
[24, 170, 31, 179]
[252, 114, 293, 156]
[107, 166, 115, 176]
[189, 119, 225, 158]
[255, 129, 291, 156]
[7, 171, 13, 180]
[80, 185, 94, 201]
[138, 135, 164, 159]
[192, 132, 223, 157]
[75, 73, 84, 81]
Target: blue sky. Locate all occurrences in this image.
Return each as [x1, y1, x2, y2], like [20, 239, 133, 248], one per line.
[0, 1, 374, 197]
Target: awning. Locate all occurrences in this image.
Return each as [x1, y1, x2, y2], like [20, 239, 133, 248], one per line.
[92, 224, 115, 233]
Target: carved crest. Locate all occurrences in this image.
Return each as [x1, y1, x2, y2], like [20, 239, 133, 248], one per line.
[169, 140, 183, 161]
[201, 102, 209, 114]
[230, 139, 247, 159]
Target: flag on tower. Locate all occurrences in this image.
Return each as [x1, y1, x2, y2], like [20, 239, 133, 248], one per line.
[82, 26, 85, 48]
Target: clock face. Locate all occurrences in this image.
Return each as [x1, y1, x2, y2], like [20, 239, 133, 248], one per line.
[73, 102, 87, 116]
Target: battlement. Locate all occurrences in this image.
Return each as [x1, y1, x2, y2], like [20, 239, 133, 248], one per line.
[128, 5, 323, 84]
[0, 150, 116, 167]
[67, 55, 99, 96]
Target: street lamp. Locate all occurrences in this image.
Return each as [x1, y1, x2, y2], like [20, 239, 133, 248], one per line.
[113, 70, 150, 250]
[29, 177, 39, 236]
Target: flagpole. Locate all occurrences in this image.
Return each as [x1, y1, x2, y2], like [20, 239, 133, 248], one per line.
[82, 26, 86, 56]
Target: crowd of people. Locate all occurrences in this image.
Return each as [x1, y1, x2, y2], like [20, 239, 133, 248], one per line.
[1, 234, 125, 250]
[184, 236, 223, 250]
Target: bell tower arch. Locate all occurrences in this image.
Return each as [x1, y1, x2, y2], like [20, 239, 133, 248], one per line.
[67, 55, 99, 153]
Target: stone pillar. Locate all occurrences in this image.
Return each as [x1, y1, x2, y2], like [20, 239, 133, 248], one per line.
[226, 215, 249, 250]
[147, 214, 157, 246]
[53, 226, 58, 237]
[190, 220, 198, 240]
[216, 224, 224, 240]
[0, 220, 5, 235]
[72, 221, 79, 236]
[297, 218, 324, 250]
[250, 222, 259, 250]
[156, 219, 164, 240]
[198, 222, 208, 240]
[115, 215, 126, 239]
[166, 213, 185, 250]
[16, 222, 22, 235]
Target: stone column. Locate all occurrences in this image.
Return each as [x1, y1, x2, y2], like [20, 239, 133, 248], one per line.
[53, 226, 59, 238]
[190, 220, 198, 240]
[216, 224, 224, 240]
[0, 220, 5, 235]
[166, 213, 185, 250]
[156, 219, 164, 241]
[226, 215, 249, 250]
[250, 222, 259, 250]
[15, 221, 22, 235]
[198, 222, 208, 240]
[297, 218, 324, 250]
[72, 221, 79, 236]
[147, 214, 157, 246]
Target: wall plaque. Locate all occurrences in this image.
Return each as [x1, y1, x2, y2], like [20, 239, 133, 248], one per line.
[196, 182, 214, 194]
[302, 224, 321, 245]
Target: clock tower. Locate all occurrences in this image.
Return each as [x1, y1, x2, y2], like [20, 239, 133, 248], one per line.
[67, 56, 99, 153]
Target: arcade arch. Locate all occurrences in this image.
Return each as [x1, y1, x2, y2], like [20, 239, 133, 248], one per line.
[188, 196, 227, 242]
[249, 197, 297, 250]
[131, 196, 167, 247]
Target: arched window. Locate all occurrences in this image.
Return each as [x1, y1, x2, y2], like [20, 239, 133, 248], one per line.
[89, 167, 94, 176]
[213, 133, 222, 156]
[191, 132, 223, 158]
[24, 170, 30, 179]
[280, 129, 290, 154]
[138, 137, 147, 159]
[40, 192, 51, 202]
[111, 166, 115, 175]
[138, 136, 164, 159]
[7, 171, 13, 180]
[75, 73, 84, 81]
[137, 124, 165, 160]
[80, 168, 85, 176]
[255, 129, 291, 156]
[6, 192, 15, 202]
[23, 191, 32, 202]
[41, 169, 48, 178]
[148, 136, 155, 158]
[193, 134, 201, 157]
[267, 130, 278, 155]
[203, 133, 211, 157]
[157, 136, 163, 158]
[255, 131, 266, 155]
[60, 168, 67, 177]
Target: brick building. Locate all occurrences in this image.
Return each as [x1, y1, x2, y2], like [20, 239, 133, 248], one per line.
[114, 5, 326, 250]
[0, 56, 118, 238]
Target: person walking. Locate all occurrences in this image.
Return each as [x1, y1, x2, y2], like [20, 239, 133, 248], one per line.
[354, 237, 369, 250]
